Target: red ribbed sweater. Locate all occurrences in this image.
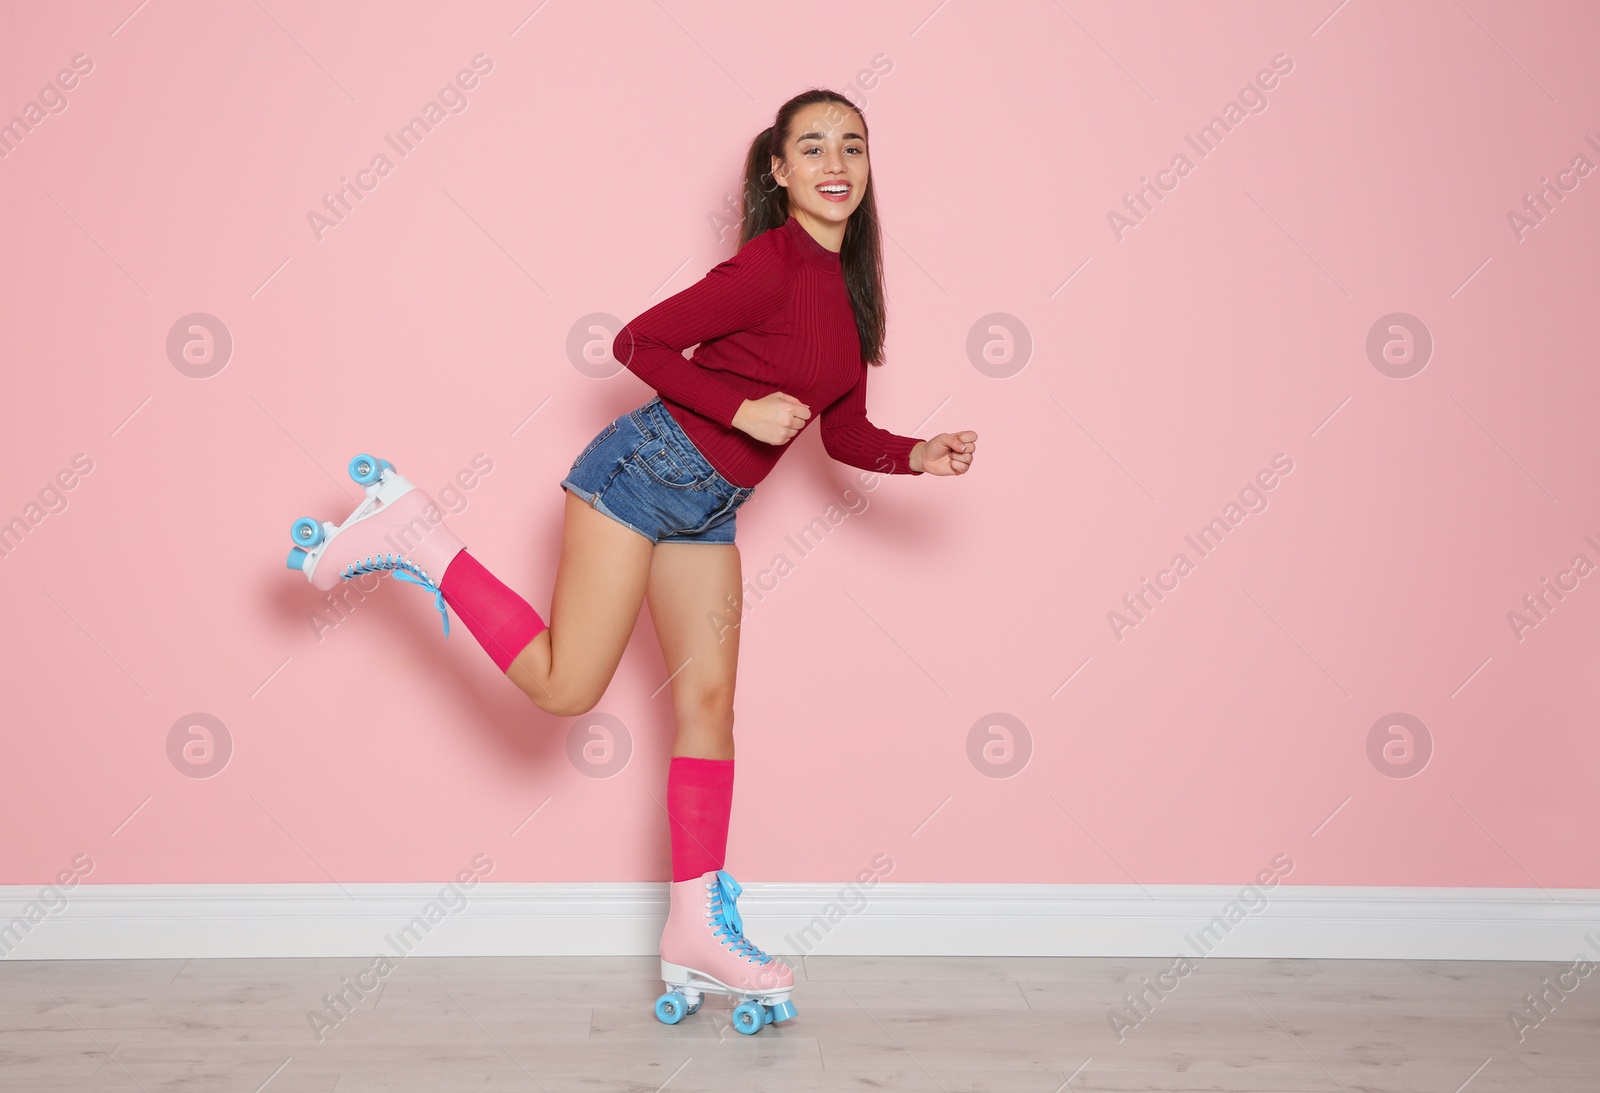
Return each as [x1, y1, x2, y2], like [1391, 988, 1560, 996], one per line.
[611, 214, 924, 489]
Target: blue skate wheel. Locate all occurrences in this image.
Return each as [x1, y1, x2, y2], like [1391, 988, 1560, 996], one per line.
[761, 1004, 774, 1025]
[768, 999, 797, 1024]
[285, 547, 308, 571]
[654, 991, 688, 1025]
[348, 454, 384, 485]
[731, 1000, 764, 1035]
[290, 517, 324, 548]
[379, 458, 393, 471]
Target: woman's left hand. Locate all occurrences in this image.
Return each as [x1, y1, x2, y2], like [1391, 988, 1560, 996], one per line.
[914, 431, 977, 476]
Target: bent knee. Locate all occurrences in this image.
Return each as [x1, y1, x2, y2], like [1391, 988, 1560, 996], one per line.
[542, 697, 590, 719]
[541, 688, 605, 719]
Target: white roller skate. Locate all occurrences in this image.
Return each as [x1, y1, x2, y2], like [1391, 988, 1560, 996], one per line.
[284, 453, 464, 635]
[653, 869, 797, 1035]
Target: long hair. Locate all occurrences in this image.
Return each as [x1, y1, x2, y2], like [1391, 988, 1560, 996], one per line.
[740, 89, 888, 367]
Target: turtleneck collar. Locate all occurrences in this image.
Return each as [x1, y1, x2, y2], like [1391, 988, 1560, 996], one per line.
[783, 214, 842, 273]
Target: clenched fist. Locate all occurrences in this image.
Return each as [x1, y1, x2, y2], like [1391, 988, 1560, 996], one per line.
[913, 431, 977, 475]
[733, 392, 812, 446]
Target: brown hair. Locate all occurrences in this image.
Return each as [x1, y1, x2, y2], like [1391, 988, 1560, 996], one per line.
[740, 89, 887, 367]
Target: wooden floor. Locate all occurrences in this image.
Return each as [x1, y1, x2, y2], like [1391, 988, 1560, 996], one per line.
[1, 954, 1594, 1091]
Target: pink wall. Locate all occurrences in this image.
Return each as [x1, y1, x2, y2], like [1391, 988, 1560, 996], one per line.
[2, 1, 1596, 890]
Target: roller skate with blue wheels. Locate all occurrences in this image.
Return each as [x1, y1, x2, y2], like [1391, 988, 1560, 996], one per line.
[283, 453, 464, 634]
[653, 869, 797, 1035]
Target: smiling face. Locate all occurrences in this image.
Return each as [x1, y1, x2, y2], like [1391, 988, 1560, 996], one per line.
[770, 102, 868, 232]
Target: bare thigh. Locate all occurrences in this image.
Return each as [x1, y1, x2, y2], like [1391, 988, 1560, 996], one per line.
[506, 488, 655, 716]
[646, 541, 744, 760]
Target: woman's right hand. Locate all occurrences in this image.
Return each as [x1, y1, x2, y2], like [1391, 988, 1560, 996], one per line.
[733, 392, 812, 445]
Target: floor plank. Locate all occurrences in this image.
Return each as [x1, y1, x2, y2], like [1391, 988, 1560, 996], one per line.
[0, 955, 1593, 1092]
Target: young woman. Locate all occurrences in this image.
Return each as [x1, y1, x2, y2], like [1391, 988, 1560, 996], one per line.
[284, 88, 977, 1034]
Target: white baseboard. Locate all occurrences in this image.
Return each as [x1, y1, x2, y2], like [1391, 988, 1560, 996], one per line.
[3, 883, 1598, 961]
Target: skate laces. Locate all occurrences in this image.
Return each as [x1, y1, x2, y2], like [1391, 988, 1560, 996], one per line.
[341, 554, 451, 637]
[706, 870, 772, 965]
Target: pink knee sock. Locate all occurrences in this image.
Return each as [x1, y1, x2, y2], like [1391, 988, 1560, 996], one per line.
[438, 550, 548, 673]
[667, 756, 735, 881]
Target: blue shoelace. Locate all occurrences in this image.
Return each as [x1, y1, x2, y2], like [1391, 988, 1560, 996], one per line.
[340, 554, 450, 636]
[708, 869, 772, 964]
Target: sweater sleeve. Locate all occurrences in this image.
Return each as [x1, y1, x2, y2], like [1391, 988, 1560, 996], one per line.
[819, 358, 925, 475]
[611, 232, 790, 429]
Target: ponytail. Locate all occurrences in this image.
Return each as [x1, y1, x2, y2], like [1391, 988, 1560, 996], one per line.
[739, 125, 785, 246]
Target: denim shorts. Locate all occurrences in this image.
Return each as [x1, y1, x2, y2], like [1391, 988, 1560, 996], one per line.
[559, 395, 755, 545]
